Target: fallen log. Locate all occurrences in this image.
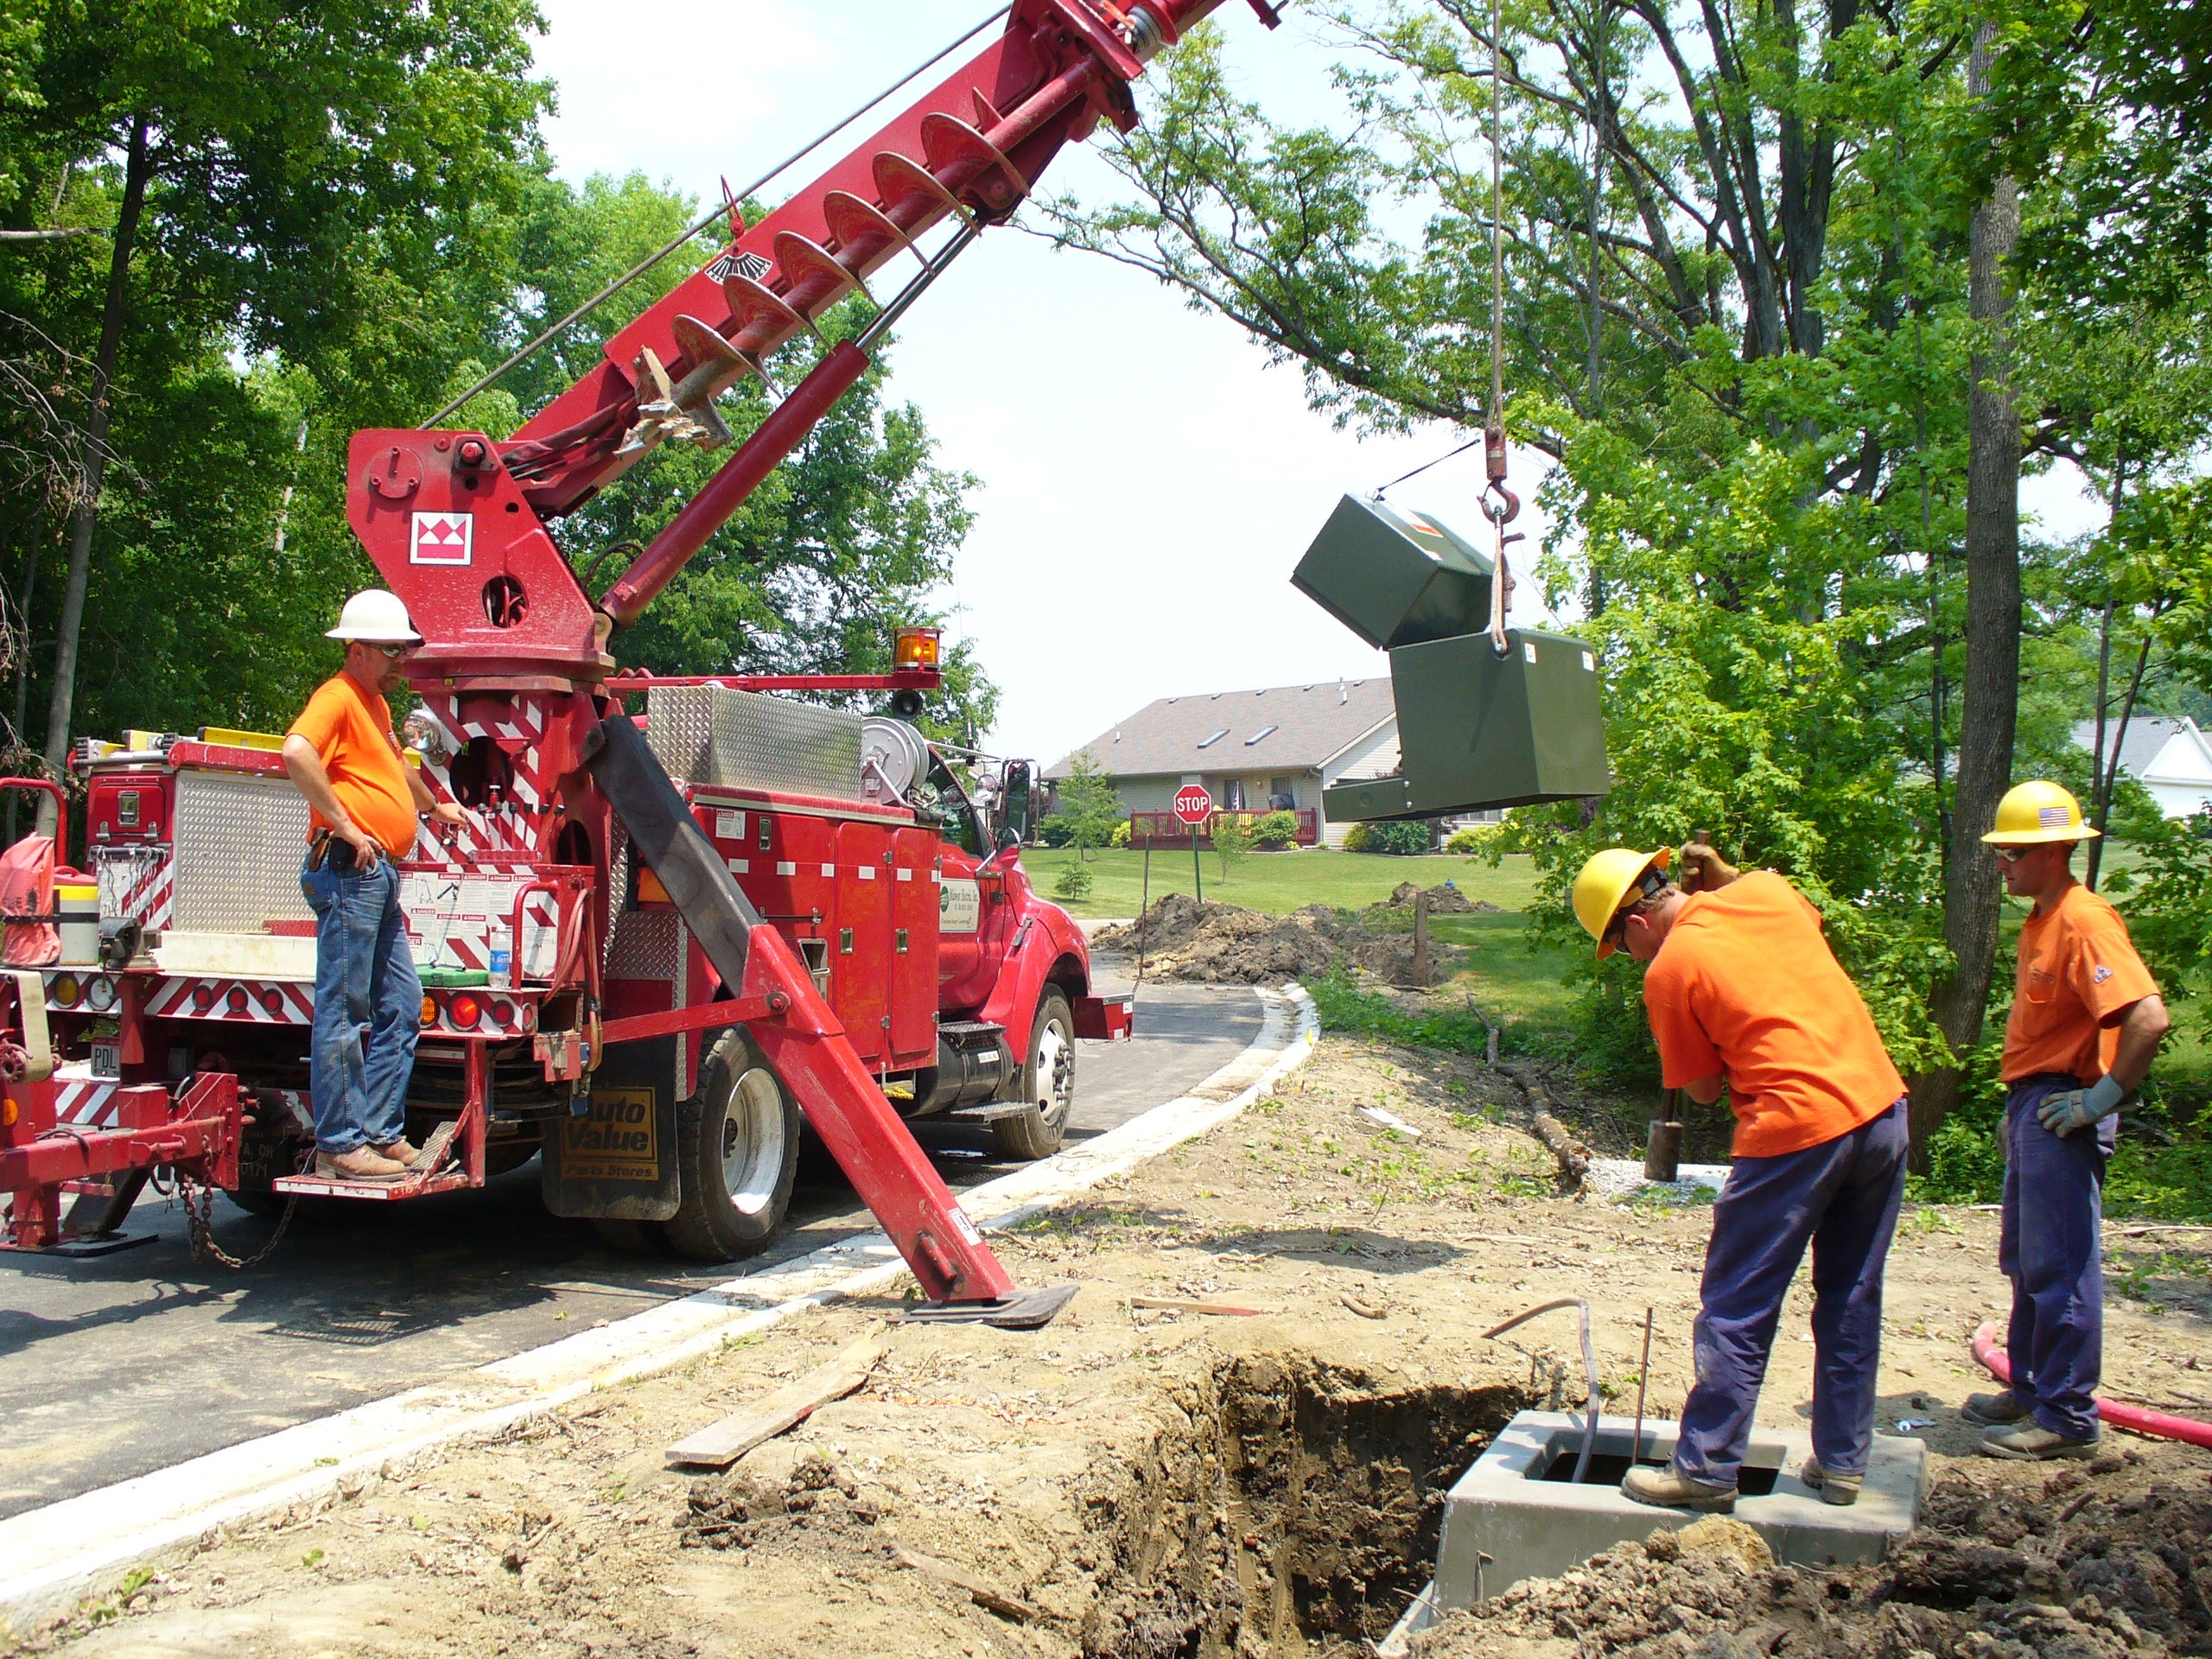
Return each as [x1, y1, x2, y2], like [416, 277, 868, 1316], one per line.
[1531, 1112, 1591, 1196]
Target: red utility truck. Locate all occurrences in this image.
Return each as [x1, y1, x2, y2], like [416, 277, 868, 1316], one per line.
[0, 0, 1274, 1320]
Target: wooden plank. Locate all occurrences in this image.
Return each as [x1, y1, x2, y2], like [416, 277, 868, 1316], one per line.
[664, 1337, 882, 1469]
[895, 1548, 1040, 1623]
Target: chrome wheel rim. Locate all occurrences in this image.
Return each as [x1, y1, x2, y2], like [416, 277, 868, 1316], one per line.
[722, 1065, 787, 1217]
[1033, 1017, 1072, 1128]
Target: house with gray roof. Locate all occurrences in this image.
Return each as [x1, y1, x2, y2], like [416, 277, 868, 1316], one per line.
[1044, 678, 1402, 848]
[2071, 715, 2212, 818]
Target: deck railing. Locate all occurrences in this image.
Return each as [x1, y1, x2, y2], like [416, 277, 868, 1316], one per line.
[1127, 809, 1319, 849]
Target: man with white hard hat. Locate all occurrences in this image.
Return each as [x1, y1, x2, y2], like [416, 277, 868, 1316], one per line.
[1570, 838, 1910, 1514]
[281, 590, 464, 1182]
[1968, 780, 2168, 1460]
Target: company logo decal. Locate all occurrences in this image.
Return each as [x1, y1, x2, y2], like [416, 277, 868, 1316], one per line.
[939, 877, 982, 935]
[410, 511, 474, 567]
[561, 1085, 659, 1181]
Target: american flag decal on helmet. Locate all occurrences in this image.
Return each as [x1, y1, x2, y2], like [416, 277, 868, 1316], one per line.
[705, 248, 771, 284]
[2038, 805, 2071, 827]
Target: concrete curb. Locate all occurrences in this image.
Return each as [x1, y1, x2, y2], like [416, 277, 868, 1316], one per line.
[0, 983, 1319, 1630]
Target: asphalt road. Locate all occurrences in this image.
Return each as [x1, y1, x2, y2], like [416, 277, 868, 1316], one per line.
[0, 971, 1262, 1519]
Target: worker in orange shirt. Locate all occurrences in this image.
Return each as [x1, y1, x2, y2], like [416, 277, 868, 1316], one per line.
[282, 590, 465, 1183]
[1572, 841, 1910, 1513]
[1967, 781, 2168, 1460]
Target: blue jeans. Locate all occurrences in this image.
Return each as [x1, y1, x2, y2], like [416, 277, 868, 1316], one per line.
[1674, 1099, 1910, 1488]
[2000, 1076, 2108, 1440]
[302, 851, 420, 1154]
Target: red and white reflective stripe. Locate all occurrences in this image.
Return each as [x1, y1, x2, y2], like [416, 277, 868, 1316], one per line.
[54, 1077, 122, 1128]
[146, 977, 314, 1024]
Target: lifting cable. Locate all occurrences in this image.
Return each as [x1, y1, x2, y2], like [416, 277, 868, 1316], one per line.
[1479, 0, 1521, 658]
[418, 3, 1015, 431]
[1371, 0, 1520, 657]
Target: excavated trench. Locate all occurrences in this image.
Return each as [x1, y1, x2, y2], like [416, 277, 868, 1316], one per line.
[1077, 1351, 1535, 1659]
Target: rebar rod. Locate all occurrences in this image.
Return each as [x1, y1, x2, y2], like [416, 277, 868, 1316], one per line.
[1483, 1296, 1599, 1483]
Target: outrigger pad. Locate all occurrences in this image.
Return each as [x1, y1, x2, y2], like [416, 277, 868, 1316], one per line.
[903, 1281, 1078, 1331]
[18, 1232, 160, 1259]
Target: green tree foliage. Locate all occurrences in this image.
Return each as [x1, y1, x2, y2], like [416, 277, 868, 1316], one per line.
[1050, 751, 1125, 861]
[1211, 810, 1255, 880]
[0, 22, 993, 752]
[1041, 4, 2212, 1149]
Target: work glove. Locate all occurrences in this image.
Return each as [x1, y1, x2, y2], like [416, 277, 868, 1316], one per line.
[2037, 1073, 2129, 1136]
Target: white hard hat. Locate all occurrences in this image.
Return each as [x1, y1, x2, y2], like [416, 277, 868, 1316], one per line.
[327, 588, 423, 644]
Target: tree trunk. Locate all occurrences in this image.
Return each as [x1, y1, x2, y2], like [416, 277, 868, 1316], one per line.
[2086, 594, 2115, 890]
[1910, 26, 2019, 1166]
[39, 114, 149, 833]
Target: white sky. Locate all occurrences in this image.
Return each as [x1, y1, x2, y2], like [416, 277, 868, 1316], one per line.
[529, 2, 2104, 764]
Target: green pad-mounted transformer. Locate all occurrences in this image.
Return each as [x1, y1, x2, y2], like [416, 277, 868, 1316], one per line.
[1294, 494, 1611, 822]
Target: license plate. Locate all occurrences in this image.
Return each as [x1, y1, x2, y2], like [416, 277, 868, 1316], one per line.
[90, 1041, 120, 1079]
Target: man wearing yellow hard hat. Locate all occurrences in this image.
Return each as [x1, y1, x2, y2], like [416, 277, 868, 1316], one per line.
[1969, 780, 2168, 1460]
[1570, 840, 1909, 1513]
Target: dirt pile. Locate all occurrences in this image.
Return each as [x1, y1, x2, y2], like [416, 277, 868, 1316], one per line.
[1092, 893, 1463, 986]
[1409, 1463, 2212, 1659]
[1388, 881, 1498, 915]
[681, 1447, 880, 1552]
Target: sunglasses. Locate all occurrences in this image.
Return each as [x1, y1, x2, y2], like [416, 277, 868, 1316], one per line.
[1993, 846, 2035, 865]
[368, 642, 413, 660]
[1604, 864, 1672, 950]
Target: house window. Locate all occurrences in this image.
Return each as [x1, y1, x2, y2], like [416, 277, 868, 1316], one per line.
[1197, 728, 1230, 748]
[1244, 725, 1278, 746]
[1226, 779, 1245, 809]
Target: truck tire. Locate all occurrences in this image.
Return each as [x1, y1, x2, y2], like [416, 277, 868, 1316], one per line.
[990, 988, 1075, 1161]
[224, 1185, 290, 1219]
[664, 1028, 802, 1262]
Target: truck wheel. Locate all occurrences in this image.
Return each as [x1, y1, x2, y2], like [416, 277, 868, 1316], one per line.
[991, 988, 1075, 1161]
[224, 1186, 290, 1219]
[664, 1028, 802, 1262]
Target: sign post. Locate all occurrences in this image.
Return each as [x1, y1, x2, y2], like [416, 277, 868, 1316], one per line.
[1173, 785, 1212, 905]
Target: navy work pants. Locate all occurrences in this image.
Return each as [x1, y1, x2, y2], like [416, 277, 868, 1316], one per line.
[1999, 1075, 2110, 1441]
[1674, 1099, 1910, 1489]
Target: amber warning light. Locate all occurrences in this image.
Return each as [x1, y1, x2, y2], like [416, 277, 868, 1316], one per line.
[894, 627, 941, 671]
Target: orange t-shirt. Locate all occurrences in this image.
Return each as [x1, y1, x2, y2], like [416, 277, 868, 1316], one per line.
[288, 673, 416, 857]
[2001, 882, 2158, 1084]
[1643, 872, 1906, 1159]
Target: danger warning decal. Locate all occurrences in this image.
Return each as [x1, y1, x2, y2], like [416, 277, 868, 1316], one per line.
[410, 510, 474, 566]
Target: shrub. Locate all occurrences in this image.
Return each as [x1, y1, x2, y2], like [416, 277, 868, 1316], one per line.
[1052, 861, 1095, 901]
[1446, 821, 1508, 856]
[1109, 818, 1133, 849]
[1036, 816, 1074, 848]
[1253, 810, 1300, 849]
[1346, 819, 1433, 855]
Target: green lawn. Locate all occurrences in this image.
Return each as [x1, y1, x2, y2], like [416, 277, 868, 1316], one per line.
[1025, 845, 1585, 1039]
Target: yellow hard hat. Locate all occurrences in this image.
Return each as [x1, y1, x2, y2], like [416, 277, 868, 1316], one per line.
[1981, 780, 2100, 846]
[1572, 846, 1672, 959]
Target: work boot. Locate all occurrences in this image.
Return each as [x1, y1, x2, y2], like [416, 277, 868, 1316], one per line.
[1621, 1462, 1736, 1513]
[1979, 1421, 2100, 1461]
[373, 1138, 425, 1169]
[316, 1147, 408, 1182]
[1961, 1389, 2033, 1427]
[1800, 1455, 1861, 1506]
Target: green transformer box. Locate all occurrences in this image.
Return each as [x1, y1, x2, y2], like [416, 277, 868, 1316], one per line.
[1291, 494, 1611, 822]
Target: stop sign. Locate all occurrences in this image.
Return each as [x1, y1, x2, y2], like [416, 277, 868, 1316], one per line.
[1173, 784, 1213, 825]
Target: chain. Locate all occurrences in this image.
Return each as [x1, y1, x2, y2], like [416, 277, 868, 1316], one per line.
[177, 1168, 296, 1269]
[1490, 0, 1505, 431]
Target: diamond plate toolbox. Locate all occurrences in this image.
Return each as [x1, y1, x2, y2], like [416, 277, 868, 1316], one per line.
[173, 768, 313, 933]
[645, 684, 861, 800]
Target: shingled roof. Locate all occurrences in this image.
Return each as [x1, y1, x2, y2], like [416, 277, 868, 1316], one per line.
[1045, 678, 1395, 779]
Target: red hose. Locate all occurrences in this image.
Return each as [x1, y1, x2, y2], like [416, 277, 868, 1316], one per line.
[1972, 1321, 2212, 1449]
